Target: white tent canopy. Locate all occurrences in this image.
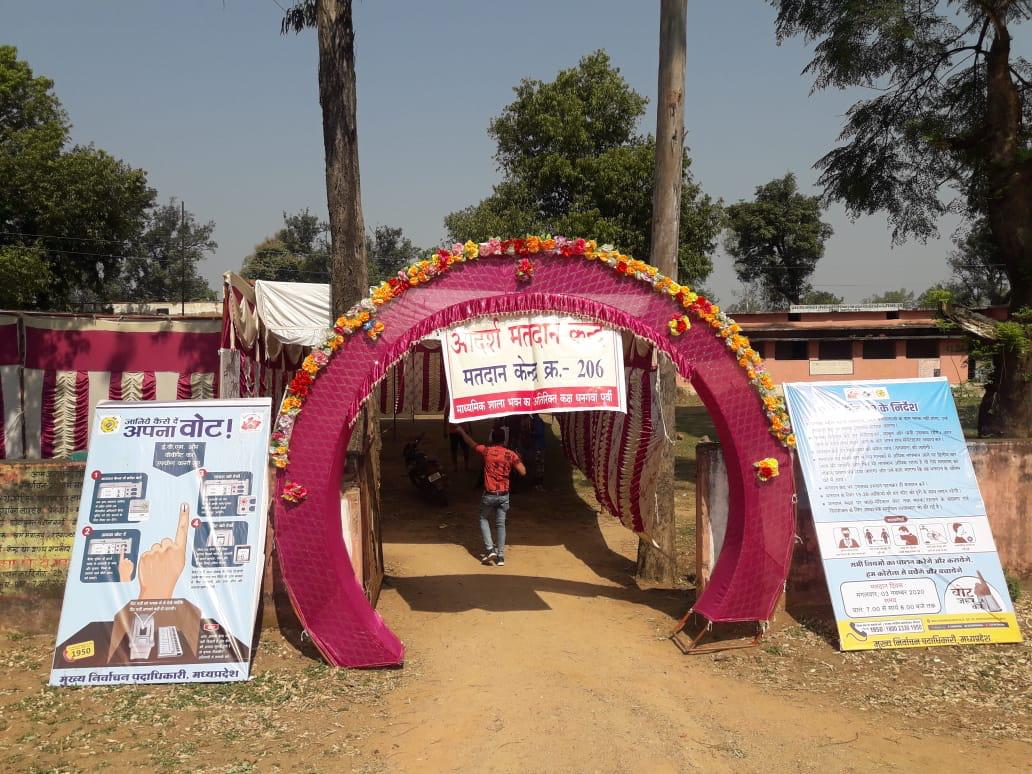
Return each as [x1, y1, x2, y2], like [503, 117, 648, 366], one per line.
[253, 280, 331, 347]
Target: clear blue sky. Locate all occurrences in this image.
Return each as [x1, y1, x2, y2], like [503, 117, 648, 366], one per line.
[4, 0, 967, 303]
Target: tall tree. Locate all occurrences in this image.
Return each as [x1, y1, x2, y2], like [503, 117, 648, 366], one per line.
[282, 1, 368, 317]
[724, 173, 834, 308]
[638, 0, 687, 586]
[946, 217, 1011, 305]
[114, 199, 216, 302]
[770, 2, 1032, 435]
[0, 46, 155, 309]
[444, 51, 723, 285]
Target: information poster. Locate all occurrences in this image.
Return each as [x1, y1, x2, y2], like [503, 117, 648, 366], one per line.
[441, 315, 626, 422]
[50, 398, 272, 686]
[784, 378, 1022, 651]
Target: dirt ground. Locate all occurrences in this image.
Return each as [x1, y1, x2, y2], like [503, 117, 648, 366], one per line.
[0, 414, 1029, 772]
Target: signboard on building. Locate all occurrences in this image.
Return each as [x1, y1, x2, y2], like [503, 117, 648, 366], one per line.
[784, 378, 1022, 651]
[440, 315, 626, 422]
[809, 359, 854, 376]
[789, 303, 901, 313]
[50, 398, 272, 686]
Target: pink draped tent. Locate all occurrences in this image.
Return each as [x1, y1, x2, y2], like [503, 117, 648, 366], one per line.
[273, 247, 796, 667]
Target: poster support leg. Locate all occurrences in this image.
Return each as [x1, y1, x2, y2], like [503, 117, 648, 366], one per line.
[670, 612, 768, 656]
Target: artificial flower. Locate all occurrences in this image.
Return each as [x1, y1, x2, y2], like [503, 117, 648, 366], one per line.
[754, 458, 779, 482]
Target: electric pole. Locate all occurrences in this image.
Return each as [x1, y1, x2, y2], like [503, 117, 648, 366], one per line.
[638, 0, 687, 585]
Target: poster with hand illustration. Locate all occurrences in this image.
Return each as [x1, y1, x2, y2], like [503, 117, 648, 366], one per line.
[50, 399, 272, 686]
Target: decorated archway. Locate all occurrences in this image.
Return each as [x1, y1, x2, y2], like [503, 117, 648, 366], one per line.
[271, 238, 796, 668]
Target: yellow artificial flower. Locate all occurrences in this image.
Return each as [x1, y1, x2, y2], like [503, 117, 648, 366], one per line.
[463, 240, 479, 258]
[274, 457, 287, 469]
[282, 397, 301, 412]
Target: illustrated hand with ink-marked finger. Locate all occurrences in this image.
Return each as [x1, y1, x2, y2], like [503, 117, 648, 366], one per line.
[138, 503, 190, 599]
[117, 550, 134, 583]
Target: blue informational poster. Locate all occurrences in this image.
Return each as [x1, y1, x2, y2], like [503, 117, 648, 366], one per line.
[784, 378, 1021, 651]
[50, 399, 272, 686]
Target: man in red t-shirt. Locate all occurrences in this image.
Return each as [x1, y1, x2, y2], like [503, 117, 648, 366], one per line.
[455, 424, 526, 566]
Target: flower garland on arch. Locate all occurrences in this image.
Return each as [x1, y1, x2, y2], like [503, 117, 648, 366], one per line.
[269, 236, 795, 469]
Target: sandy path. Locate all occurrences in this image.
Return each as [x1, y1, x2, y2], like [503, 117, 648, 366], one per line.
[357, 484, 1030, 773]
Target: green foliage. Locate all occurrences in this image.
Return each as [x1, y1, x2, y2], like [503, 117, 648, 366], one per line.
[995, 320, 1030, 356]
[0, 244, 53, 308]
[770, 2, 1032, 243]
[241, 213, 424, 287]
[366, 225, 425, 285]
[724, 172, 834, 307]
[799, 289, 844, 305]
[863, 288, 916, 306]
[918, 285, 955, 308]
[112, 199, 216, 302]
[240, 209, 329, 283]
[0, 46, 156, 309]
[1005, 571, 1022, 602]
[444, 51, 723, 285]
[945, 217, 1011, 306]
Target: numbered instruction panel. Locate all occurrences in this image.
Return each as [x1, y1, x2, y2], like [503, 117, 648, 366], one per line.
[50, 399, 272, 686]
[784, 378, 1021, 651]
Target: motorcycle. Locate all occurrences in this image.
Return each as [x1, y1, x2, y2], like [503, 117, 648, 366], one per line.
[402, 435, 449, 506]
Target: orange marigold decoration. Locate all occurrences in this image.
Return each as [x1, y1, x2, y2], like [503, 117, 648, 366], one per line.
[268, 235, 795, 471]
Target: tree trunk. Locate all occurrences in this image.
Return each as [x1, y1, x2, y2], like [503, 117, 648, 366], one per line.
[637, 0, 686, 586]
[317, 0, 368, 317]
[975, 19, 1032, 437]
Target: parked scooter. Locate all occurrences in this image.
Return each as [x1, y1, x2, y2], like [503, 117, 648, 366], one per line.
[402, 435, 448, 506]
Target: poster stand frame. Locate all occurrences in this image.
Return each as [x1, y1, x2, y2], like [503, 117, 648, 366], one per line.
[668, 610, 769, 655]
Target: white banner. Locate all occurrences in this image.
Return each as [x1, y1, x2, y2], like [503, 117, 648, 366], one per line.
[440, 315, 626, 422]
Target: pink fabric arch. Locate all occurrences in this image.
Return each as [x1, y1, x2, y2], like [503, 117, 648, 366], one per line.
[274, 257, 795, 667]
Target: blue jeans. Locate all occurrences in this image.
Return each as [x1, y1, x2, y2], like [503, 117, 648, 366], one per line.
[479, 492, 509, 557]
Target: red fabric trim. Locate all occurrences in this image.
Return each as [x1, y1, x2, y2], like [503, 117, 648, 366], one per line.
[629, 369, 653, 532]
[421, 350, 430, 410]
[72, 371, 89, 453]
[614, 391, 635, 529]
[141, 372, 156, 401]
[0, 322, 20, 366]
[177, 373, 192, 400]
[108, 372, 123, 400]
[40, 370, 57, 458]
[0, 376, 6, 459]
[394, 360, 405, 414]
[595, 412, 619, 520]
[239, 351, 254, 397]
[23, 327, 219, 373]
[220, 283, 232, 348]
[436, 348, 446, 411]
